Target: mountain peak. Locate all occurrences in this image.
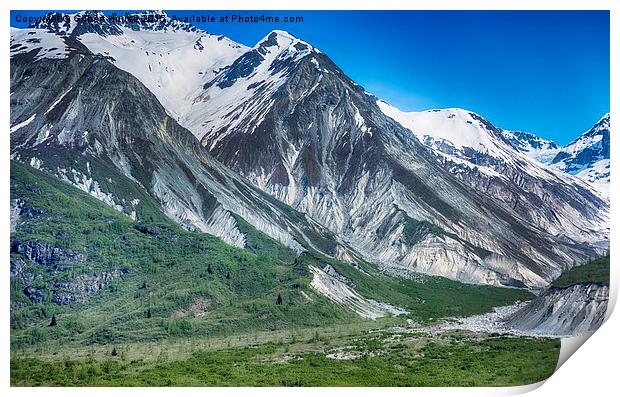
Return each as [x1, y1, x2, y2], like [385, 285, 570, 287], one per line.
[596, 112, 610, 129]
[255, 29, 316, 55]
[571, 112, 610, 143]
[258, 29, 298, 44]
[269, 29, 296, 39]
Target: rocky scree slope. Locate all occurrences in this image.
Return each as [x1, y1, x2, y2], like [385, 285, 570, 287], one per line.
[502, 255, 610, 336]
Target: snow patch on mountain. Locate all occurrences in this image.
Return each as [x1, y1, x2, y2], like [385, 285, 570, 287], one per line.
[502, 113, 610, 198]
[56, 167, 125, 213]
[575, 159, 610, 197]
[78, 24, 247, 122]
[10, 28, 69, 61]
[377, 100, 560, 181]
[500, 130, 560, 163]
[548, 113, 610, 197]
[10, 114, 36, 134]
[186, 30, 320, 147]
[378, 102, 508, 158]
[376, 100, 604, 191]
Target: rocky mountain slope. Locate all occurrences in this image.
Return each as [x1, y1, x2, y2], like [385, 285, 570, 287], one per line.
[502, 255, 609, 336]
[10, 26, 345, 260]
[10, 13, 609, 290]
[379, 103, 608, 240]
[188, 30, 608, 287]
[503, 283, 608, 336]
[10, 161, 533, 329]
[9, 161, 359, 335]
[187, 32, 608, 288]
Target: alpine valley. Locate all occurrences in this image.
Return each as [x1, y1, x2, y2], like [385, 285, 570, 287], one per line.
[9, 11, 610, 386]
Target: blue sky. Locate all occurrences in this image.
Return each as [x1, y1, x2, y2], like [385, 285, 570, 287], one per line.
[11, 10, 609, 145]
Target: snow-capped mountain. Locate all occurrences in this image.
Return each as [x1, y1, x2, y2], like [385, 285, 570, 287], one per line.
[549, 114, 610, 197]
[10, 13, 609, 289]
[498, 114, 610, 197]
[500, 130, 560, 163]
[167, 28, 607, 287]
[10, 23, 347, 261]
[28, 11, 247, 122]
[376, 101, 608, 243]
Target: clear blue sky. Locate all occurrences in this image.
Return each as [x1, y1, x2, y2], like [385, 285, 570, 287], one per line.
[11, 10, 609, 145]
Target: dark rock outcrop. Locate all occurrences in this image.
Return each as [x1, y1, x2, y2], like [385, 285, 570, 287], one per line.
[49, 269, 126, 304]
[11, 240, 85, 269]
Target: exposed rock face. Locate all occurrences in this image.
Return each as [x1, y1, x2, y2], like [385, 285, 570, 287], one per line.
[10, 199, 23, 233]
[322, 264, 356, 288]
[10, 257, 31, 283]
[22, 286, 45, 303]
[502, 283, 608, 336]
[48, 270, 126, 304]
[10, 237, 126, 305]
[11, 240, 86, 269]
[10, 199, 44, 232]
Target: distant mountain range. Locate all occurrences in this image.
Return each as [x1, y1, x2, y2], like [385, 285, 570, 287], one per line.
[10, 11, 609, 298]
[502, 114, 610, 197]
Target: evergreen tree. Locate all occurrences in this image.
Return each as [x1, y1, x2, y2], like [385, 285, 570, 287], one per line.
[276, 293, 283, 305]
[226, 271, 230, 280]
[207, 263, 213, 274]
[146, 308, 152, 318]
[49, 314, 57, 327]
[111, 346, 118, 356]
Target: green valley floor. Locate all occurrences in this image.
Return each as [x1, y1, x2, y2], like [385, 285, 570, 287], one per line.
[11, 319, 559, 386]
